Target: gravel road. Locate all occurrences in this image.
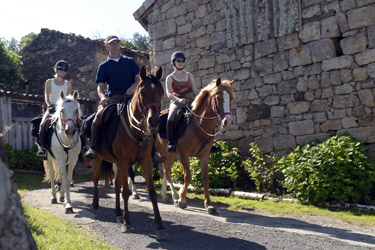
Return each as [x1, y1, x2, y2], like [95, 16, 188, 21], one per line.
[22, 180, 375, 250]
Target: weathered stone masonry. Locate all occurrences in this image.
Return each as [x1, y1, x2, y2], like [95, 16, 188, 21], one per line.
[135, 0, 375, 158]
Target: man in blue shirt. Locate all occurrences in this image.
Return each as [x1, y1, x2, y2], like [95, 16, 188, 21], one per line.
[84, 35, 165, 163]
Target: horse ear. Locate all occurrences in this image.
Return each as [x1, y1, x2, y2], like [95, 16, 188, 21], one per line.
[60, 89, 65, 100]
[216, 77, 222, 87]
[73, 90, 79, 100]
[230, 78, 236, 86]
[140, 65, 147, 80]
[156, 66, 163, 80]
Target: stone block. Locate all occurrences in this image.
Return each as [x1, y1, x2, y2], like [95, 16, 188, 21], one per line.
[289, 46, 312, 67]
[311, 99, 331, 112]
[251, 58, 273, 77]
[358, 89, 375, 107]
[254, 137, 274, 153]
[278, 79, 297, 95]
[336, 12, 349, 33]
[354, 48, 375, 66]
[321, 16, 340, 38]
[257, 85, 273, 98]
[368, 26, 375, 48]
[235, 68, 251, 80]
[254, 39, 277, 59]
[340, 32, 368, 55]
[302, 4, 321, 18]
[368, 62, 375, 78]
[335, 83, 354, 95]
[308, 75, 320, 89]
[342, 117, 358, 128]
[333, 95, 360, 108]
[296, 133, 331, 145]
[340, 0, 356, 12]
[276, 33, 300, 51]
[322, 56, 353, 71]
[248, 104, 271, 121]
[320, 120, 342, 132]
[289, 120, 315, 136]
[347, 6, 375, 29]
[309, 39, 336, 63]
[299, 22, 321, 43]
[274, 135, 296, 151]
[273, 51, 289, 72]
[152, 19, 177, 39]
[271, 106, 285, 118]
[287, 102, 310, 114]
[340, 69, 353, 83]
[353, 67, 368, 81]
[330, 70, 342, 86]
[343, 127, 375, 143]
[264, 95, 280, 106]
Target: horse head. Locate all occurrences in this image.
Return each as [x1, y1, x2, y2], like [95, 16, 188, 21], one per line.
[57, 90, 81, 139]
[212, 77, 235, 130]
[136, 65, 164, 133]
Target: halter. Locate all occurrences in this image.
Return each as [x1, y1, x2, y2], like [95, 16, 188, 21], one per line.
[136, 88, 159, 114]
[55, 100, 80, 150]
[212, 96, 231, 118]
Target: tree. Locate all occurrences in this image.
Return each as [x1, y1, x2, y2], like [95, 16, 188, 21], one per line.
[19, 32, 37, 51]
[133, 32, 149, 51]
[0, 40, 25, 91]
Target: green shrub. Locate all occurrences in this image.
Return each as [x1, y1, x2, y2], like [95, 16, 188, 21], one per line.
[242, 142, 285, 195]
[279, 134, 375, 205]
[4, 142, 43, 171]
[171, 141, 246, 189]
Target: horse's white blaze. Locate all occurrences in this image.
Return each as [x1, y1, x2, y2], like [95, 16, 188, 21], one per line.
[151, 83, 155, 89]
[223, 91, 232, 128]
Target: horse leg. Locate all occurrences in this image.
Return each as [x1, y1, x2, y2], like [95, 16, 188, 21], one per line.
[45, 160, 57, 204]
[178, 154, 191, 209]
[114, 173, 122, 223]
[91, 157, 102, 210]
[56, 159, 73, 214]
[200, 155, 218, 215]
[140, 158, 167, 240]
[118, 163, 133, 233]
[128, 165, 139, 199]
[160, 155, 178, 204]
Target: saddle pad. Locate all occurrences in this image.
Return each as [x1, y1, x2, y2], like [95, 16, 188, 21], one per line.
[158, 109, 188, 141]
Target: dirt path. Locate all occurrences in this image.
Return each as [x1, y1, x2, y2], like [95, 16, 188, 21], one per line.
[22, 180, 375, 250]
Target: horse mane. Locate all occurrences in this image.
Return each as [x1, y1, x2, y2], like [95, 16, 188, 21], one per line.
[191, 79, 234, 112]
[52, 94, 82, 120]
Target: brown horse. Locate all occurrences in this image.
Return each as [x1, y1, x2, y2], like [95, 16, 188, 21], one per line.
[90, 66, 167, 240]
[156, 77, 235, 215]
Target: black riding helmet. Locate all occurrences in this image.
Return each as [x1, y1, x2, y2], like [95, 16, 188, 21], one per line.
[54, 60, 69, 71]
[171, 51, 186, 70]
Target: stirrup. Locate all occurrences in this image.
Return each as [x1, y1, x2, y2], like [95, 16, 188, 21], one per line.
[84, 148, 97, 159]
[153, 154, 166, 164]
[167, 143, 176, 153]
[37, 147, 47, 157]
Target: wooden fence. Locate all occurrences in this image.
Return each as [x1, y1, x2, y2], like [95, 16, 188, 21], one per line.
[0, 89, 96, 150]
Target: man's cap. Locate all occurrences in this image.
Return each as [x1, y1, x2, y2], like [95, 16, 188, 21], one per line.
[106, 35, 120, 44]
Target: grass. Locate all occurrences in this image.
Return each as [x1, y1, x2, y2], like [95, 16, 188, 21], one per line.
[186, 192, 375, 227]
[23, 204, 118, 250]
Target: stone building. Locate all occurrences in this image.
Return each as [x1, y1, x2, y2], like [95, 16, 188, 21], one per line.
[20, 29, 150, 100]
[134, 0, 375, 157]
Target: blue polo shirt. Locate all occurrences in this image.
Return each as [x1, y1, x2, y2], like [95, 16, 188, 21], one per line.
[95, 55, 140, 97]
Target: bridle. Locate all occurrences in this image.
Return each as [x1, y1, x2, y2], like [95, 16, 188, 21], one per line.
[186, 90, 232, 137]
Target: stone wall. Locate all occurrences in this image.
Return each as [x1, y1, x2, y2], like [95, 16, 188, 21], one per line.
[20, 29, 150, 100]
[146, 0, 375, 157]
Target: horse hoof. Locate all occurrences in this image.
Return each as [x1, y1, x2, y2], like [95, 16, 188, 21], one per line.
[60, 197, 65, 203]
[70, 183, 74, 187]
[178, 201, 187, 209]
[207, 206, 218, 215]
[132, 194, 140, 200]
[91, 203, 99, 210]
[116, 216, 123, 223]
[173, 200, 179, 206]
[156, 229, 168, 241]
[121, 224, 134, 233]
[51, 198, 57, 204]
[65, 207, 74, 214]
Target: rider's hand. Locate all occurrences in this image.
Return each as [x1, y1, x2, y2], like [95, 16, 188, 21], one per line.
[99, 98, 108, 107]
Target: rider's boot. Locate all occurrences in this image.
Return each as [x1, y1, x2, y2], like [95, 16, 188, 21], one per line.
[166, 120, 176, 153]
[84, 123, 100, 159]
[36, 129, 47, 159]
[152, 143, 166, 163]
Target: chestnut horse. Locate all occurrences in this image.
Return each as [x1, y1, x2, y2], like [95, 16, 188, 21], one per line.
[90, 66, 167, 240]
[156, 77, 234, 215]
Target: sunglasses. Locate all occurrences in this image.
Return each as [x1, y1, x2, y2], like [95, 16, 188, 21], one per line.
[175, 59, 185, 63]
[57, 68, 68, 72]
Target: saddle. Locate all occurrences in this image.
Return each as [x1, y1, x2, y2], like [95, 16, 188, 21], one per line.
[159, 106, 189, 142]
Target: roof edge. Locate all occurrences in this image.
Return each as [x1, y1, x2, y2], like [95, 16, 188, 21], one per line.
[133, 0, 156, 30]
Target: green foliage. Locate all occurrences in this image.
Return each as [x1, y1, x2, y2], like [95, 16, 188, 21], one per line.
[120, 32, 149, 51]
[19, 32, 37, 51]
[279, 134, 375, 205]
[242, 142, 285, 195]
[0, 40, 25, 91]
[171, 141, 245, 189]
[4, 142, 43, 171]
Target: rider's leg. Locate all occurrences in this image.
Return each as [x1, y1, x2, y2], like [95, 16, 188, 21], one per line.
[84, 118, 101, 159]
[37, 111, 49, 158]
[167, 102, 180, 153]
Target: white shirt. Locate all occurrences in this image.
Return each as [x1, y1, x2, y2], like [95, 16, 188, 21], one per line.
[50, 79, 68, 105]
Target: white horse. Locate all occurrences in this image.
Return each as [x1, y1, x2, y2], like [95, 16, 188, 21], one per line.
[43, 90, 82, 214]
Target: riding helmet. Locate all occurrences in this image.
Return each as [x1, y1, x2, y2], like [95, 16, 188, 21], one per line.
[171, 51, 186, 63]
[54, 60, 69, 70]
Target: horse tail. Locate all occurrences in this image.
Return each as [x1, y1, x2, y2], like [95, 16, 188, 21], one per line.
[43, 160, 60, 183]
[100, 160, 115, 190]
